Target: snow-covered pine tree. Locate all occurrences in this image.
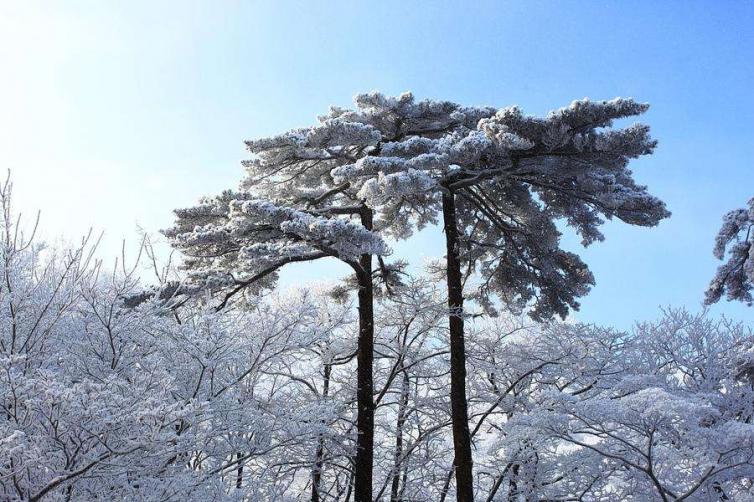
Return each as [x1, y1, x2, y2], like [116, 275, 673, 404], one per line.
[243, 125, 394, 502]
[240, 97, 497, 502]
[706, 197, 754, 305]
[165, 92, 668, 501]
[165, 100, 496, 500]
[164, 196, 388, 501]
[327, 92, 670, 501]
[165, 115, 403, 500]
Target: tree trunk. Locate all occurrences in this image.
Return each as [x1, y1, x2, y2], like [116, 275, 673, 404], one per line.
[390, 368, 410, 502]
[312, 362, 332, 502]
[235, 452, 243, 489]
[439, 468, 454, 502]
[441, 190, 474, 502]
[345, 469, 355, 502]
[354, 207, 375, 502]
[507, 463, 519, 502]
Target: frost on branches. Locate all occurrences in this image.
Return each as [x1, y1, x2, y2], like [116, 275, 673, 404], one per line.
[169, 91, 668, 319]
[11, 87, 754, 501]
[2, 190, 754, 500]
[706, 197, 754, 305]
[321, 92, 670, 320]
[161, 91, 672, 501]
[164, 192, 388, 304]
[486, 309, 754, 501]
[0, 180, 359, 500]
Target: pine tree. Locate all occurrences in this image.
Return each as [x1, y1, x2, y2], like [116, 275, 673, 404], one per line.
[330, 92, 669, 501]
[165, 200, 389, 501]
[164, 117, 393, 500]
[706, 197, 754, 305]
[165, 92, 668, 500]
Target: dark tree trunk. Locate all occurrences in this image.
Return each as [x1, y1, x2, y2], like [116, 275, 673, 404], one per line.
[354, 207, 375, 502]
[485, 473, 505, 502]
[312, 362, 332, 502]
[398, 464, 408, 501]
[235, 452, 243, 489]
[507, 464, 519, 502]
[439, 468, 454, 502]
[390, 368, 410, 502]
[345, 463, 355, 502]
[441, 190, 474, 502]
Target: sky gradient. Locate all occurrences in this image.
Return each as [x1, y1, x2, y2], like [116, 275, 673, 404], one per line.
[2, 1, 753, 329]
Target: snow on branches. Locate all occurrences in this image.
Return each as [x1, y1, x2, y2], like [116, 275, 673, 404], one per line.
[231, 199, 389, 259]
[3, 176, 753, 500]
[293, 91, 669, 321]
[164, 193, 389, 297]
[706, 197, 754, 305]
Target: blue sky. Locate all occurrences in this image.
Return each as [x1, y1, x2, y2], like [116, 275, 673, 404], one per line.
[1, 1, 753, 328]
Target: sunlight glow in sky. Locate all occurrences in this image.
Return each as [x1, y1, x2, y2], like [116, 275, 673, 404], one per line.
[2, 1, 753, 329]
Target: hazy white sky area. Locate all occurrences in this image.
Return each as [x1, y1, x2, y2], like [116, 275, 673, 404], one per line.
[1, 3, 237, 256]
[1, 1, 753, 329]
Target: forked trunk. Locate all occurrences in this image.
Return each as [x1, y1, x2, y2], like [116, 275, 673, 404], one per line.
[441, 190, 474, 502]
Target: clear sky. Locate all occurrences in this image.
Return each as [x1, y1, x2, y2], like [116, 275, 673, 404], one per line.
[1, 1, 753, 329]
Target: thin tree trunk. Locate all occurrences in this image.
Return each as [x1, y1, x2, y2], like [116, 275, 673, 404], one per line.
[398, 464, 408, 501]
[235, 452, 243, 489]
[390, 369, 410, 502]
[345, 467, 355, 502]
[439, 469, 454, 502]
[354, 207, 375, 502]
[485, 473, 505, 502]
[507, 463, 519, 501]
[312, 362, 332, 502]
[441, 190, 474, 502]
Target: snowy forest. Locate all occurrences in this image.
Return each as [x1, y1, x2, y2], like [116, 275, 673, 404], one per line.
[1, 90, 753, 502]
